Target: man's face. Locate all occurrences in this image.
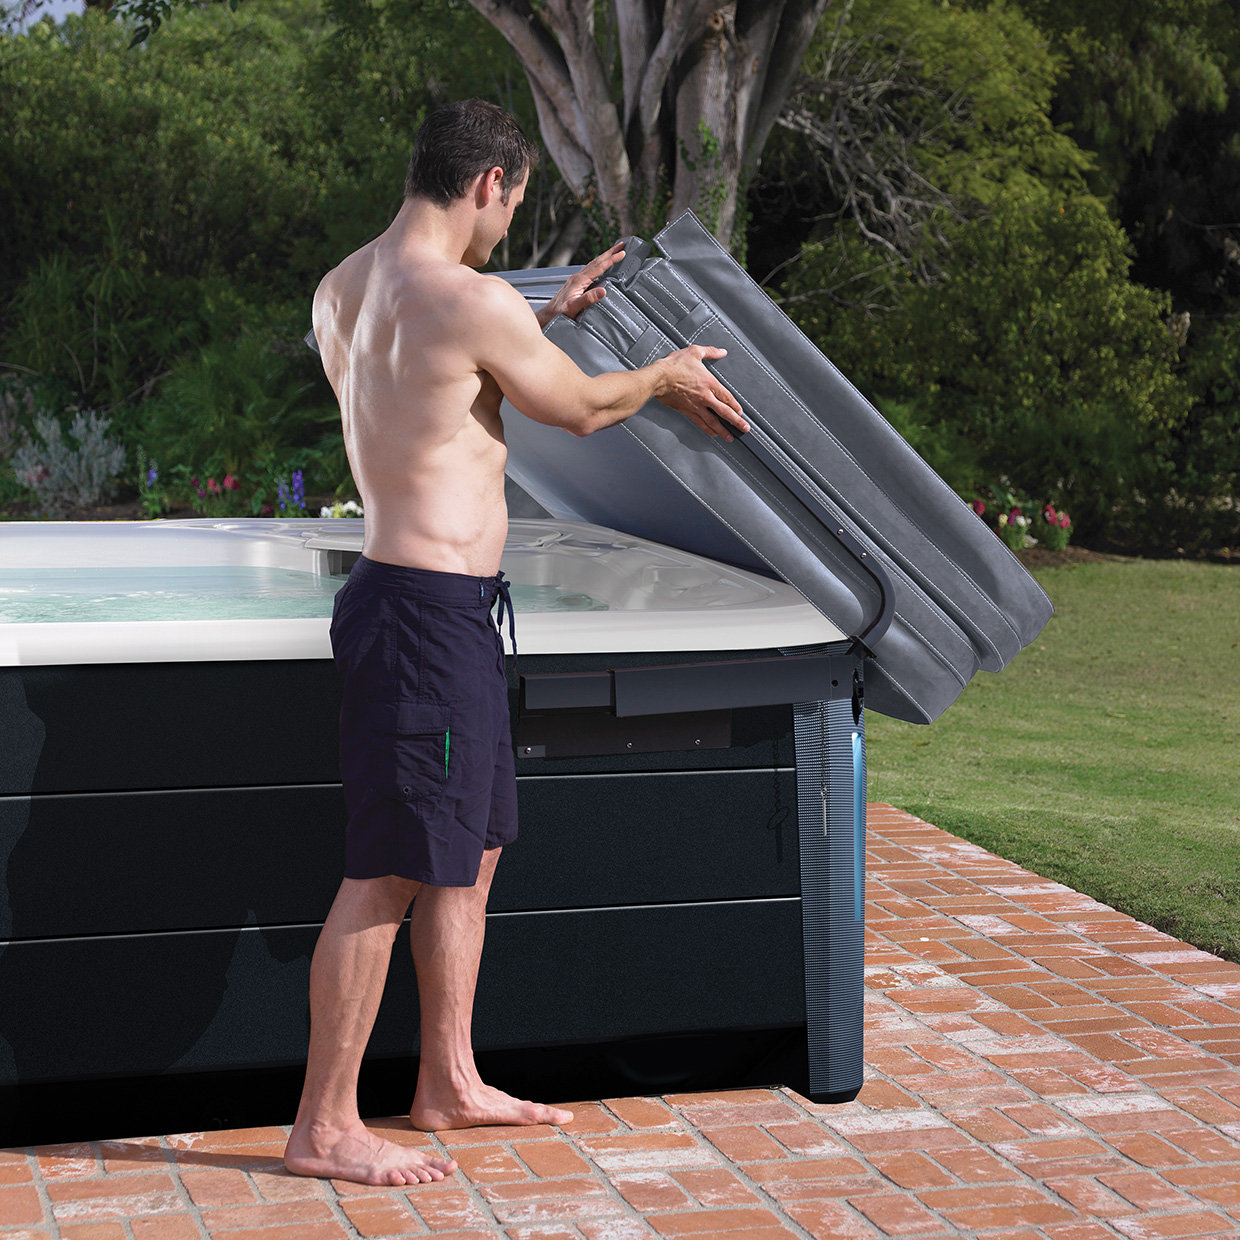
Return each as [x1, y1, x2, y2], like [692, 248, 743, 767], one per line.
[465, 168, 528, 267]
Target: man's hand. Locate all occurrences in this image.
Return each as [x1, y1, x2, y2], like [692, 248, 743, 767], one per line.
[654, 346, 750, 443]
[535, 241, 627, 329]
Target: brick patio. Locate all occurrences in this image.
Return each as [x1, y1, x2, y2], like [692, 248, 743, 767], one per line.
[4, 803, 1240, 1240]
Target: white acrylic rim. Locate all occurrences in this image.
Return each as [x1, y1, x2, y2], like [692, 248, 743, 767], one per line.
[0, 517, 845, 665]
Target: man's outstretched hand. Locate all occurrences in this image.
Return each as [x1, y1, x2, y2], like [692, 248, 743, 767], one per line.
[655, 346, 750, 443]
[528, 243, 747, 441]
[535, 241, 627, 329]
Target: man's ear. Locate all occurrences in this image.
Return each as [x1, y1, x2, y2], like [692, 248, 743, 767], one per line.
[475, 166, 505, 207]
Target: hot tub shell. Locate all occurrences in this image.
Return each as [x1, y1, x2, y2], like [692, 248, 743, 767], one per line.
[0, 517, 864, 1123]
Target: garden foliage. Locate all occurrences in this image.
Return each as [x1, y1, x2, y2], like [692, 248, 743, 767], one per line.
[0, 0, 1235, 551]
[11, 409, 127, 516]
[761, 0, 1239, 552]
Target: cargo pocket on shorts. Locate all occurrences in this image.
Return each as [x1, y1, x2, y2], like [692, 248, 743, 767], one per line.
[385, 702, 451, 807]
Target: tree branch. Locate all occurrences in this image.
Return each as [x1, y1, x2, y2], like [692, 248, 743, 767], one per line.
[525, 70, 595, 195]
[543, 0, 633, 229]
[465, 0, 588, 151]
[636, 0, 713, 151]
[613, 0, 659, 130]
[745, 0, 832, 174]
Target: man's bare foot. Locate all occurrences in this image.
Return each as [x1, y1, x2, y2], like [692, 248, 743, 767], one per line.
[410, 1078, 573, 1132]
[284, 1118, 457, 1185]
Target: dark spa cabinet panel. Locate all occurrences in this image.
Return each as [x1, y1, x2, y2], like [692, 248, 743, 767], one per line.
[0, 655, 801, 797]
[0, 663, 343, 795]
[0, 899, 805, 1085]
[491, 768, 800, 911]
[0, 786, 347, 940]
[0, 770, 800, 939]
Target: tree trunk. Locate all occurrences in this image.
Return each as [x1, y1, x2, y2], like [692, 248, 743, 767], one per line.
[465, 0, 831, 253]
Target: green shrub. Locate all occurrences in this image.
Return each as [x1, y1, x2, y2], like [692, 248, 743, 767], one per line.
[1125, 317, 1240, 552]
[793, 197, 1190, 544]
[140, 320, 338, 481]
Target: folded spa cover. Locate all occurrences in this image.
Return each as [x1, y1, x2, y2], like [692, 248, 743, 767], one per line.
[498, 210, 1053, 724]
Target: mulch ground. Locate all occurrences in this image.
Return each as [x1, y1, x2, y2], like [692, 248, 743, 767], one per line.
[4, 804, 1240, 1239]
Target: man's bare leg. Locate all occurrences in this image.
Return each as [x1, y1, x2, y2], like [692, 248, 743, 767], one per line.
[285, 875, 459, 1184]
[409, 847, 573, 1130]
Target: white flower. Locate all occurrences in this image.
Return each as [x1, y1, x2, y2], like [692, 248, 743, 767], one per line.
[322, 500, 364, 518]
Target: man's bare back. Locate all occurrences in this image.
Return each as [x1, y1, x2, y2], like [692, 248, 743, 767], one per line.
[313, 234, 514, 575]
[314, 172, 747, 578]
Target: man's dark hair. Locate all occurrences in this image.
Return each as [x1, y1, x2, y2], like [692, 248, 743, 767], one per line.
[405, 99, 539, 206]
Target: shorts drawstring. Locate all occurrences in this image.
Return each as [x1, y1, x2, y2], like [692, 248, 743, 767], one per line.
[491, 570, 517, 669]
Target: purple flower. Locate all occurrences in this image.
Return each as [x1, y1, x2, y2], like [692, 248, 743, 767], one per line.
[146, 466, 158, 487]
[292, 469, 305, 505]
[971, 499, 985, 515]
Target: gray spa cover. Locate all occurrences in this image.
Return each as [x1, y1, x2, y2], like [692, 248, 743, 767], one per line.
[498, 211, 1053, 724]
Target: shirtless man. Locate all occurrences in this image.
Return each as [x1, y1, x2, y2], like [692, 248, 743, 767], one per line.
[283, 99, 749, 1187]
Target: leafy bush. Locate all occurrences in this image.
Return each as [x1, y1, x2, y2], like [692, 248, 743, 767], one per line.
[793, 197, 1190, 543]
[1124, 317, 1240, 552]
[139, 322, 338, 479]
[11, 409, 127, 516]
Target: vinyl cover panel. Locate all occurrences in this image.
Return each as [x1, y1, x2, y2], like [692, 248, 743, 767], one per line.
[500, 212, 1053, 723]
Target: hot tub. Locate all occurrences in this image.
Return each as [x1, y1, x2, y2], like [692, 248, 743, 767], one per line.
[0, 516, 866, 1140]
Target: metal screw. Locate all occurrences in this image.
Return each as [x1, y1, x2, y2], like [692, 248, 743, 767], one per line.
[626, 742, 633, 750]
[694, 739, 701, 746]
[523, 747, 532, 755]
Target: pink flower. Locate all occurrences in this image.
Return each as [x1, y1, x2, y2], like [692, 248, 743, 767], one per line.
[207, 478, 219, 493]
[1059, 513, 1071, 529]
[190, 477, 199, 488]
[223, 474, 238, 491]
[971, 499, 985, 515]
[260, 503, 273, 517]
[1010, 506, 1022, 519]
[1043, 505, 1057, 523]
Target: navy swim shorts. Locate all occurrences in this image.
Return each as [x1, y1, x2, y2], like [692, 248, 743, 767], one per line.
[329, 555, 518, 886]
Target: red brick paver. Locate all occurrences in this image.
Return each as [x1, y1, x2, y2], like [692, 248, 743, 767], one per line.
[5, 805, 1240, 1239]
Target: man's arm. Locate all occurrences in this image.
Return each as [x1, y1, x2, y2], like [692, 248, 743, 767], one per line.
[477, 277, 750, 441]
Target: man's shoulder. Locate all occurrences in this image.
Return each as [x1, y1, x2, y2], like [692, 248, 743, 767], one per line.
[438, 265, 526, 309]
[415, 267, 533, 343]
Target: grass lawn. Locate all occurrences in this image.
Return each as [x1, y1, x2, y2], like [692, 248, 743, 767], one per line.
[866, 556, 1240, 961]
